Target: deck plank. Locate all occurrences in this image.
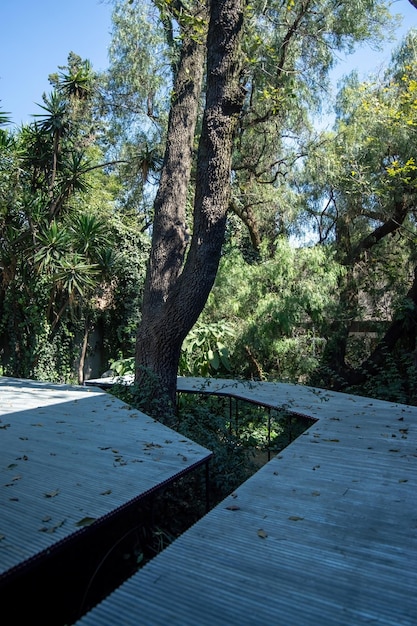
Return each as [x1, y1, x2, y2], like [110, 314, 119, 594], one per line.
[77, 378, 417, 625]
[0, 377, 211, 580]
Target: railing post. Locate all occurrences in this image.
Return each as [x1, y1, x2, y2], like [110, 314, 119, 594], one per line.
[205, 459, 210, 513]
[268, 407, 271, 461]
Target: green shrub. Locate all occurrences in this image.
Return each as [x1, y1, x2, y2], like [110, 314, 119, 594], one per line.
[179, 320, 235, 377]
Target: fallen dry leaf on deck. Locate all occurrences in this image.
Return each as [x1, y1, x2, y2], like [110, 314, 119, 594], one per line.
[257, 529, 268, 539]
[44, 489, 59, 498]
[75, 517, 97, 527]
[39, 520, 65, 533]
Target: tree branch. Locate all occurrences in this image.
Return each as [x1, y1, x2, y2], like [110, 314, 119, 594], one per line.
[348, 197, 409, 265]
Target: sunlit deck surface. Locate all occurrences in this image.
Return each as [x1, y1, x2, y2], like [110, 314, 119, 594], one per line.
[0, 376, 211, 621]
[78, 377, 417, 625]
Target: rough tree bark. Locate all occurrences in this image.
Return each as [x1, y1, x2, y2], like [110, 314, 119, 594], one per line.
[135, 0, 245, 418]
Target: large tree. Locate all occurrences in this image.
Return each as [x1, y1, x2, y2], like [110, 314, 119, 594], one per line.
[110, 0, 395, 413]
[298, 31, 417, 389]
[134, 0, 245, 408]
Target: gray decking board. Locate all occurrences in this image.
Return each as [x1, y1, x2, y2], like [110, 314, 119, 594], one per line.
[77, 379, 417, 625]
[0, 376, 211, 580]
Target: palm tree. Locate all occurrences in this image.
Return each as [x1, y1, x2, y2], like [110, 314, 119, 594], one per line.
[48, 151, 92, 219]
[33, 91, 69, 194]
[34, 220, 72, 273]
[0, 109, 12, 149]
[70, 212, 111, 258]
[58, 58, 95, 101]
[1, 58, 120, 382]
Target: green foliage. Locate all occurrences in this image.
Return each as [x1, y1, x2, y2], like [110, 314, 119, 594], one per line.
[347, 349, 417, 405]
[110, 368, 174, 425]
[56, 58, 95, 101]
[32, 323, 78, 383]
[0, 109, 12, 149]
[107, 319, 235, 380]
[334, 40, 417, 205]
[0, 274, 77, 382]
[109, 356, 135, 377]
[235, 401, 312, 453]
[54, 254, 100, 297]
[34, 91, 69, 136]
[176, 394, 256, 502]
[34, 221, 74, 273]
[286, 31, 417, 399]
[101, 219, 150, 364]
[203, 239, 343, 381]
[0, 54, 145, 382]
[179, 320, 235, 376]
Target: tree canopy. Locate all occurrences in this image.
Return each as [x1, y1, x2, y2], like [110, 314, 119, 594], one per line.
[1, 1, 416, 408]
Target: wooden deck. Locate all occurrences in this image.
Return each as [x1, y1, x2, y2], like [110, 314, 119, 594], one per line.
[0, 376, 211, 623]
[77, 377, 417, 625]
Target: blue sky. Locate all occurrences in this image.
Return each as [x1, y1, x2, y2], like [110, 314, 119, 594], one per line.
[0, 0, 416, 126]
[330, 1, 417, 80]
[0, 0, 113, 125]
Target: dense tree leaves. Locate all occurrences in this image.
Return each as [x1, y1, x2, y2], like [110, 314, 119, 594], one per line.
[0, 56, 126, 382]
[203, 240, 344, 381]
[2, 0, 416, 405]
[296, 31, 417, 391]
[104, 0, 396, 409]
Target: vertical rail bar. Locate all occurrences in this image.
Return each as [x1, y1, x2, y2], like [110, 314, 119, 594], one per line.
[268, 407, 271, 461]
[288, 411, 292, 444]
[205, 459, 210, 513]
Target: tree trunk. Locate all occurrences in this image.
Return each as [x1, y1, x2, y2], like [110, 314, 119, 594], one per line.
[78, 319, 90, 385]
[135, 0, 245, 419]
